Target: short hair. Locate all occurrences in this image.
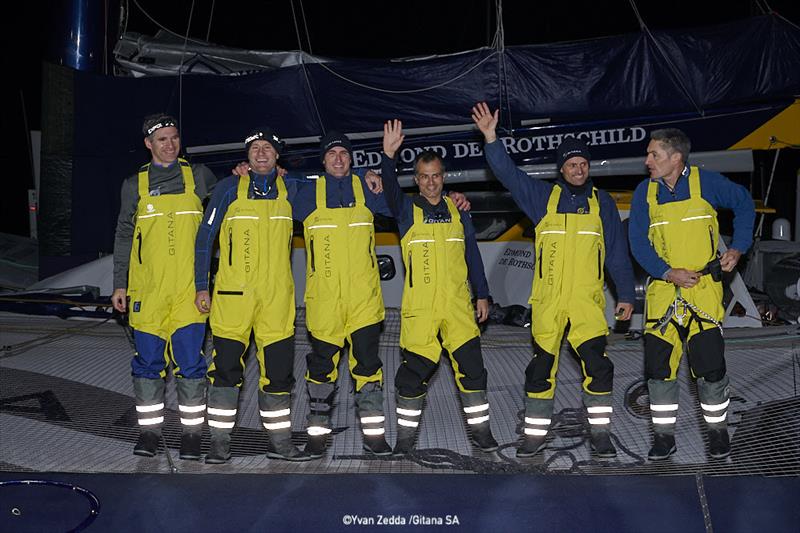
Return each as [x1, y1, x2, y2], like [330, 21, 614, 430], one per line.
[413, 150, 446, 174]
[142, 113, 178, 138]
[650, 128, 691, 162]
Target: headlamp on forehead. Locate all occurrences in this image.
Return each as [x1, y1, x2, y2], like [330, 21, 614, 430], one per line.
[146, 120, 177, 137]
[244, 127, 284, 155]
[246, 132, 281, 145]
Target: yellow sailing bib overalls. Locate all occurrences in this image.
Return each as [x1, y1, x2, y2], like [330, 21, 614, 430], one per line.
[645, 166, 724, 378]
[528, 185, 609, 398]
[127, 159, 205, 344]
[400, 198, 480, 390]
[303, 175, 384, 387]
[207, 176, 295, 391]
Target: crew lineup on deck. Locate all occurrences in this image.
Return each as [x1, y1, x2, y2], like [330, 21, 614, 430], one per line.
[112, 104, 755, 464]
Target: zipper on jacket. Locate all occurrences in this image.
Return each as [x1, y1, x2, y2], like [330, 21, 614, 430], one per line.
[708, 225, 716, 257]
[597, 244, 602, 280]
[369, 235, 374, 268]
[310, 237, 316, 272]
[408, 250, 413, 288]
[136, 230, 143, 264]
[537, 244, 543, 279]
[228, 228, 233, 266]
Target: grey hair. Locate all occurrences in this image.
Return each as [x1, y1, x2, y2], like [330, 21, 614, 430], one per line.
[650, 128, 691, 162]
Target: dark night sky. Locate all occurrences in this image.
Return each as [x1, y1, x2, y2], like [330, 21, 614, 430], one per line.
[1, 0, 799, 236]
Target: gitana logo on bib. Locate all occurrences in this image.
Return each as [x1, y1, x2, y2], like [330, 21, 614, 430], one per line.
[147, 204, 155, 213]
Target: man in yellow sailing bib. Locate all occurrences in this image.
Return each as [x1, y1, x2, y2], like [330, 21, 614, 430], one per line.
[379, 121, 499, 455]
[194, 127, 310, 463]
[112, 114, 217, 460]
[629, 128, 754, 460]
[293, 131, 397, 457]
[473, 103, 635, 459]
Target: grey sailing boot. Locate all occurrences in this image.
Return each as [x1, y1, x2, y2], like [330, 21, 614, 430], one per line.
[460, 391, 498, 452]
[517, 397, 553, 458]
[355, 382, 392, 456]
[205, 386, 239, 464]
[305, 382, 336, 458]
[258, 391, 310, 462]
[393, 394, 425, 456]
[176, 377, 207, 461]
[584, 393, 616, 458]
[647, 378, 678, 460]
[698, 375, 731, 459]
[132, 377, 166, 457]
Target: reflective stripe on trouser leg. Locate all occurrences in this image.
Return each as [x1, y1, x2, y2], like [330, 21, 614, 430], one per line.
[306, 381, 335, 436]
[697, 375, 730, 427]
[133, 377, 166, 428]
[459, 391, 490, 426]
[355, 381, 385, 436]
[176, 377, 207, 431]
[396, 394, 424, 430]
[258, 390, 293, 431]
[648, 378, 678, 433]
[207, 386, 239, 431]
[583, 392, 612, 431]
[523, 397, 554, 437]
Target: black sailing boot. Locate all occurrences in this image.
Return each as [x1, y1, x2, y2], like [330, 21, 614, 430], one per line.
[460, 391, 498, 452]
[258, 391, 310, 462]
[356, 383, 391, 456]
[132, 377, 166, 457]
[205, 386, 239, 464]
[393, 394, 424, 456]
[176, 377, 206, 461]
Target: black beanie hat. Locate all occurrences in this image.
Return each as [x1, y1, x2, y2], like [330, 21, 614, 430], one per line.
[556, 137, 591, 169]
[245, 127, 284, 155]
[319, 131, 352, 161]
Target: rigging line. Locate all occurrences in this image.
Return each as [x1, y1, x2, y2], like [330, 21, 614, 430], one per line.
[626, 0, 646, 30]
[754, 146, 781, 239]
[288, 1, 324, 132]
[299, 54, 327, 136]
[131, 0, 208, 46]
[206, 0, 216, 42]
[775, 11, 800, 32]
[298, 0, 313, 55]
[757, 0, 774, 14]
[495, 0, 512, 134]
[177, 0, 197, 132]
[288, 0, 305, 52]
[627, 0, 703, 117]
[313, 51, 499, 94]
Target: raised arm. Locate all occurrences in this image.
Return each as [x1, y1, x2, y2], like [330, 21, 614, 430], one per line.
[471, 102, 550, 222]
[379, 120, 413, 219]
